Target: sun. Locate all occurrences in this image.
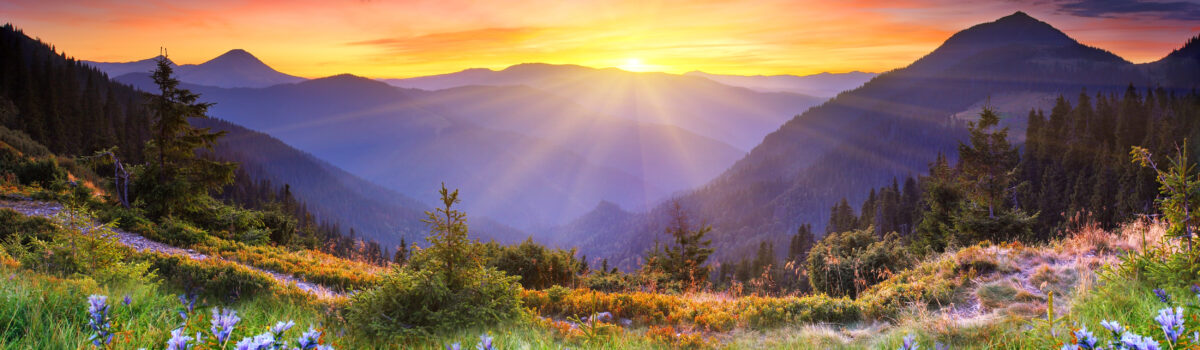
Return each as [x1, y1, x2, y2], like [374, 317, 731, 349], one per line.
[619, 58, 648, 72]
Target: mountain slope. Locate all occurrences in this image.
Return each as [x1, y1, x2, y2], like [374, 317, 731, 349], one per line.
[87, 49, 305, 88]
[564, 11, 1178, 268]
[198, 118, 526, 246]
[382, 64, 826, 150]
[117, 73, 744, 229]
[683, 71, 877, 98]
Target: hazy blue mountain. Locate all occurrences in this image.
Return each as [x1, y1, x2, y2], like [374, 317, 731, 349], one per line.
[381, 64, 826, 150]
[682, 71, 877, 98]
[198, 118, 527, 247]
[87, 49, 305, 88]
[117, 72, 745, 230]
[560, 11, 1185, 268]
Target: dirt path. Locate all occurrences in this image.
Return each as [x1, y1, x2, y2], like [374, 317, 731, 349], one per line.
[0, 200, 345, 299]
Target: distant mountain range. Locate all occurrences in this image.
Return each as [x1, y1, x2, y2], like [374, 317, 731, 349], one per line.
[198, 118, 526, 247]
[112, 67, 773, 230]
[682, 71, 877, 98]
[85, 49, 305, 88]
[379, 64, 826, 150]
[555, 11, 1200, 268]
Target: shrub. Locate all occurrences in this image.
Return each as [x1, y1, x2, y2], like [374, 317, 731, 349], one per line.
[157, 217, 207, 246]
[345, 185, 524, 338]
[136, 251, 275, 299]
[482, 238, 582, 289]
[807, 228, 910, 298]
[0, 208, 57, 241]
[344, 265, 522, 338]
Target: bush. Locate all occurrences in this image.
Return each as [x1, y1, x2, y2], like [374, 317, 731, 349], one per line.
[157, 217, 207, 246]
[345, 185, 524, 338]
[136, 251, 275, 299]
[0, 208, 57, 241]
[482, 238, 582, 289]
[807, 228, 910, 298]
[344, 265, 522, 338]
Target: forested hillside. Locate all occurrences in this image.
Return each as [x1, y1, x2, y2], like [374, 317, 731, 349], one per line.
[561, 12, 1200, 268]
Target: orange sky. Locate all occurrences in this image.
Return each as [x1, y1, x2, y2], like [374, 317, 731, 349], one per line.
[1, 0, 1197, 78]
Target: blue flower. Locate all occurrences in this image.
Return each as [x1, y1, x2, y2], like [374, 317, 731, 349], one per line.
[297, 326, 322, 350]
[210, 307, 241, 345]
[1153, 288, 1171, 304]
[270, 320, 295, 335]
[446, 343, 461, 350]
[86, 295, 113, 346]
[1073, 326, 1097, 350]
[166, 328, 195, 350]
[476, 334, 495, 350]
[1155, 307, 1185, 343]
[1100, 320, 1124, 335]
[899, 333, 919, 350]
[122, 294, 132, 306]
[1060, 345, 1079, 350]
[1121, 332, 1161, 350]
[235, 332, 276, 350]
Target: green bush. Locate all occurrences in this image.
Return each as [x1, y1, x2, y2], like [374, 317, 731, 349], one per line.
[482, 238, 582, 289]
[807, 228, 910, 298]
[345, 184, 524, 338]
[157, 218, 207, 246]
[0, 208, 58, 241]
[136, 251, 275, 298]
[344, 265, 523, 338]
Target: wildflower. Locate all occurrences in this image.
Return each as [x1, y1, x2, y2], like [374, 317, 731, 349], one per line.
[1155, 307, 1185, 343]
[1073, 326, 1097, 350]
[297, 326, 322, 350]
[167, 328, 195, 350]
[446, 343, 461, 350]
[1100, 320, 1124, 335]
[1121, 332, 1161, 350]
[1153, 288, 1172, 304]
[270, 320, 295, 335]
[476, 334, 495, 350]
[177, 294, 197, 320]
[235, 332, 276, 350]
[86, 295, 113, 346]
[1060, 346, 1078, 350]
[123, 294, 132, 306]
[899, 333, 918, 350]
[1191, 284, 1200, 296]
[210, 307, 241, 345]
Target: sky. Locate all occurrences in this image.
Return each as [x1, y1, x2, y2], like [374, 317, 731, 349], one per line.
[1, 0, 1198, 79]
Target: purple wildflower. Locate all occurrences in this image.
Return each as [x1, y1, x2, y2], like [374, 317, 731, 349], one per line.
[1153, 288, 1172, 304]
[1155, 307, 1185, 343]
[210, 307, 241, 345]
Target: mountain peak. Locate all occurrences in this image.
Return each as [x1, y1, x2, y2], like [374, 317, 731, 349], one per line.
[944, 11, 1074, 48]
[203, 49, 266, 66]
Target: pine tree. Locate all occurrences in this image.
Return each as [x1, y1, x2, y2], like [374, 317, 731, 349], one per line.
[138, 56, 235, 218]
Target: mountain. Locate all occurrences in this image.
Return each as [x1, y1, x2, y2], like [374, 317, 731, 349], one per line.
[381, 64, 826, 150]
[86, 49, 305, 88]
[116, 72, 745, 230]
[562, 11, 1185, 268]
[198, 118, 526, 247]
[683, 71, 877, 98]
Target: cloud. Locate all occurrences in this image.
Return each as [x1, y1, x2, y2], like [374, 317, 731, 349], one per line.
[1055, 0, 1200, 21]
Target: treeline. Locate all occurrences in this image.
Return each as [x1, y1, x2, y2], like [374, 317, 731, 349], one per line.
[761, 86, 1200, 297]
[0, 24, 394, 265]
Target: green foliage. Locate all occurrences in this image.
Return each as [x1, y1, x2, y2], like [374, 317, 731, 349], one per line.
[156, 217, 207, 247]
[136, 251, 276, 299]
[347, 185, 523, 338]
[136, 56, 235, 220]
[483, 238, 582, 289]
[345, 265, 522, 338]
[642, 202, 714, 291]
[420, 183, 479, 287]
[806, 228, 909, 298]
